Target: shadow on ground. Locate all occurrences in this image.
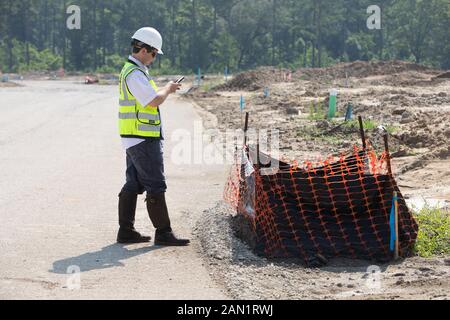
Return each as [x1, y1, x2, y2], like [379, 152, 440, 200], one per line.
[50, 243, 163, 274]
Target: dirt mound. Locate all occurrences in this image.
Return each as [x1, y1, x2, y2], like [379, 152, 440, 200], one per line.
[215, 61, 440, 91]
[187, 57, 450, 213]
[296, 60, 439, 81]
[396, 112, 450, 149]
[215, 66, 290, 91]
[434, 71, 450, 79]
[0, 81, 22, 87]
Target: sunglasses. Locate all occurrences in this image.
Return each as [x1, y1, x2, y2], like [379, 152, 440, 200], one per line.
[135, 41, 158, 57]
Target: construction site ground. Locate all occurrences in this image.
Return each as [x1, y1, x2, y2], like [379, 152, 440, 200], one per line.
[185, 60, 450, 300]
[0, 61, 448, 300]
[185, 61, 450, 208]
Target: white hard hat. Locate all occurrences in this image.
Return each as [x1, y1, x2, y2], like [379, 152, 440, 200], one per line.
[132, 27, 164, 55]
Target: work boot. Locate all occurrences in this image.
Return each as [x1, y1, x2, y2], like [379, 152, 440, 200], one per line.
[117, 192, 151, 244]
[146, 193, 190, 246]
[155, 227, 190, 246]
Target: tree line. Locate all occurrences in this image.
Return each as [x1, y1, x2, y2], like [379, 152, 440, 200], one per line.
[0, 0, 449, 74]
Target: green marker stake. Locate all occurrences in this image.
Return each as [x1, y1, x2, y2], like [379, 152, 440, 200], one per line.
[328, 89, 338, 119]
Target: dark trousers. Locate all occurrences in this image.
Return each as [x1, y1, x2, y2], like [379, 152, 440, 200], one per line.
[120, 139, 167, 195]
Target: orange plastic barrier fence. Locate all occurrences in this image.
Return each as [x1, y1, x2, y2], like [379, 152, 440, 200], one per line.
[224, 144, 418, 266]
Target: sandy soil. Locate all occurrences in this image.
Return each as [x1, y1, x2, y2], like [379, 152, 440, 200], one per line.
[185, 60, 450, 206]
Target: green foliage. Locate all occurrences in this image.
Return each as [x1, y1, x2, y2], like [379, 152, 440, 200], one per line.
[1, 40, 62, 73]
[199, 77, 225, 92]
[150, 61, 187, 76]
[342, 118, 377, 130]
[341, 119, 398, 134]
[345, 32, 377, 61]
[296, 121, 344, 146]
[308, 100, 327, 120]
[413, 206, 450, 257]
[95, 54, 126, 73]
[0, 0, 449, 73]
[210, 31, 239, 71]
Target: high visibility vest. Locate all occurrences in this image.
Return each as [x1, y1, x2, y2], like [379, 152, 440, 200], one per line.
[118, 61, 161, 138]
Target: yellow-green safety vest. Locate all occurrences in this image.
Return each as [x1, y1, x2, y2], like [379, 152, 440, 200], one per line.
[118, 61, 161, 138]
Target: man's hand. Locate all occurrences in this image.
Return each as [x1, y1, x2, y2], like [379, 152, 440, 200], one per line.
[166, 81, 182, 94]
[148, 81, 182, 107]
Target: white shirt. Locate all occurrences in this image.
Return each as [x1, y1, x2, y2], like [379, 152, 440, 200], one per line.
[121, 56, 158, 150]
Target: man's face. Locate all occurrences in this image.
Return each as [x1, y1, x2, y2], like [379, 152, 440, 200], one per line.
[142, 47, 158, 66]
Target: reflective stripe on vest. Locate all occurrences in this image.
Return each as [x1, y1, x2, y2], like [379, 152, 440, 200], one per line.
[118, 61, 161, 138]
[118, 112, 160, 121]
[138, 124, 161, 132]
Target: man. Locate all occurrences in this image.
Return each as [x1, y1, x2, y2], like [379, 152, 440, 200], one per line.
[117, 27, 189, 246]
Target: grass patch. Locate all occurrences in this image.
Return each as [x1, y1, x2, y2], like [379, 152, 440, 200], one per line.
[299, 74, 310, 81]
[297, 123, 345, 146]
[200, 78, 225, 92]
[341, 119, 398, 134]
[308, 100, 327, 120]
[413, 206, 450, 257]
[342, 119, 377, 130]
[385, 125, 398, 134]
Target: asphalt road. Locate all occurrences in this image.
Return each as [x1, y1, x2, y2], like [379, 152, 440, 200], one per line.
[0, 80, 228, 299]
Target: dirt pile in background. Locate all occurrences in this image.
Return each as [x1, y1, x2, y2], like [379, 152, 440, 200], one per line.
[215, 66, 290, 91]
[185, 59, 450, 203]
[295, 60, 439, 81]
[396, 112, 450, 149]
[0, 81, 22, 87]
[435, 71, 450, 79]
[215, 60, 441, 92]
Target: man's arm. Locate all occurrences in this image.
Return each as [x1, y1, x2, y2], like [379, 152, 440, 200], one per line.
[126, 72, 181, 108]
[148, 81, 181, 107]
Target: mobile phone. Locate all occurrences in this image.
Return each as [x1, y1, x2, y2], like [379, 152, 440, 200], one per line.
[175, 76, 185, 83]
